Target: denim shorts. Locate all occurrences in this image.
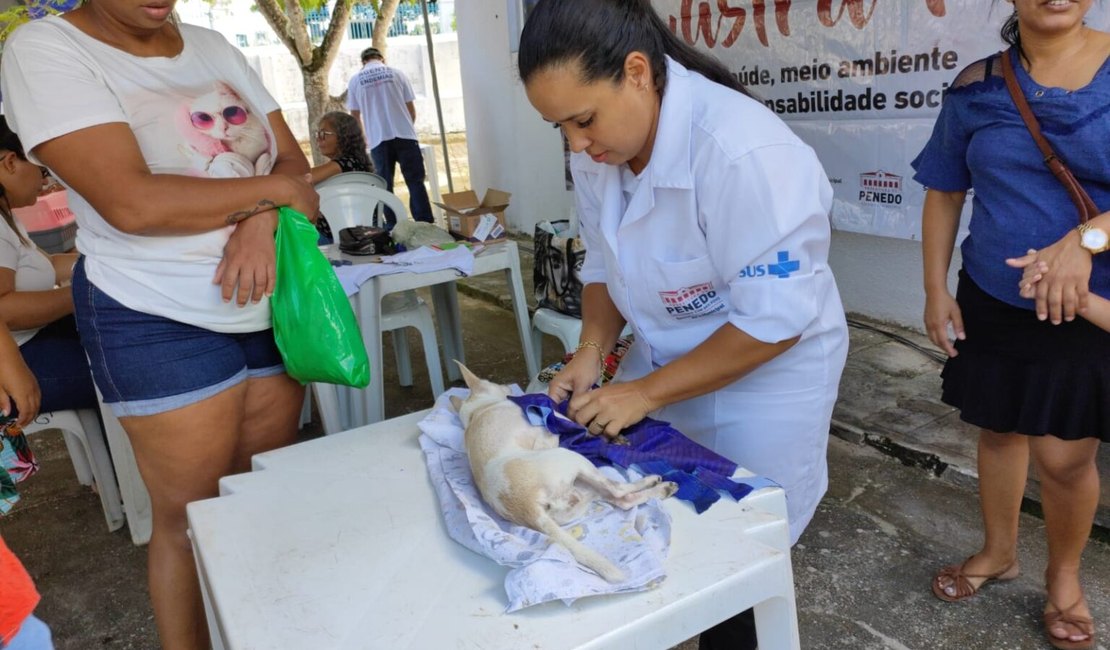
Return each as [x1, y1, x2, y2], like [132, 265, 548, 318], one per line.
[72, 258, 286, 418]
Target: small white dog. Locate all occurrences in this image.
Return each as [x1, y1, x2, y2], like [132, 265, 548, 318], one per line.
[450, 362, 678, 583]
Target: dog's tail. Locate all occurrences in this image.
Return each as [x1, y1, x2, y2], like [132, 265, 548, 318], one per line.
[533, 511, 626, 583]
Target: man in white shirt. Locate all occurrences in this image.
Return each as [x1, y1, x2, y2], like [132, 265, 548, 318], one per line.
[346, 47, 434, 226]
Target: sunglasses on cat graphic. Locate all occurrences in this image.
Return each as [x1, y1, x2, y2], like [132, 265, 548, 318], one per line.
[190, 105, 249, 129]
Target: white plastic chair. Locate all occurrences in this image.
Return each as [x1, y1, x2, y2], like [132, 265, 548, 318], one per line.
[312, 183, 445, 433]
[316, 171, 388, 191]
[23, 408, 125, 533]
[317, 177, 398, 230]
[530, 307, 633, 373]
[89, 387, 152, 546]
[530, 307, 583, 369]
[100, 409, 151, 546]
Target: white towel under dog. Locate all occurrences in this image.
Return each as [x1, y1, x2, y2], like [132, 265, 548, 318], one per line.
[418, 388, 672, 612]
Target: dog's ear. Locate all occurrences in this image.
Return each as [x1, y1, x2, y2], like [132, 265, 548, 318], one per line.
[453, 360, 482, 390]
[449, 395, 463, 412]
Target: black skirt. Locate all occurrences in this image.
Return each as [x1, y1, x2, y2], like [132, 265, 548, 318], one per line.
[942, 270, 1110, 441]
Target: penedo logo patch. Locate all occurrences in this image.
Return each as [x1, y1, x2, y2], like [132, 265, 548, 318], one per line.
[659, 281, 725, 320]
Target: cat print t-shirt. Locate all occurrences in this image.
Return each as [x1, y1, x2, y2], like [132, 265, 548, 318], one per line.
[1, 17, 281, 332]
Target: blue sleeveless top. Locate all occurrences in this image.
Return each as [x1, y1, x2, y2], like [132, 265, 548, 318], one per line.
[912, 48, 1110, 308]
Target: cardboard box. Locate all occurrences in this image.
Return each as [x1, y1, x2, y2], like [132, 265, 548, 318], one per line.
[435, 189, 511, 243]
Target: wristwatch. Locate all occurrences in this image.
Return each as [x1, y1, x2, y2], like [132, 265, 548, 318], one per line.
[1077, 223, 1110, 254]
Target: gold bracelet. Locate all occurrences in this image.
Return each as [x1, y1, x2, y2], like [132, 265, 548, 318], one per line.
[576, 340, 605, 357]
[575, 340, 607, 373]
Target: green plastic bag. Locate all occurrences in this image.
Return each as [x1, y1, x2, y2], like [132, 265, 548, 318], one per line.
[271, 207, 370, 388]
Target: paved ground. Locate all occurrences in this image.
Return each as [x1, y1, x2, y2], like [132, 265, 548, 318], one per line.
[3, 238, 1108, 649]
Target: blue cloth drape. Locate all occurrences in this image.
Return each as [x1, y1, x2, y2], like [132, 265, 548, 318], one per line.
[508, 393, 778, 513]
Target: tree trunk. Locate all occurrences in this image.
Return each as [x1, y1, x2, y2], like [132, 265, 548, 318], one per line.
[253, 0, 354, 164]
[372, 0, 402, 55]
[303, 68, 347, 164]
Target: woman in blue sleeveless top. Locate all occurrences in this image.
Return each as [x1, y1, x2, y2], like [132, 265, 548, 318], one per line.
[914, 2, 1108, 647]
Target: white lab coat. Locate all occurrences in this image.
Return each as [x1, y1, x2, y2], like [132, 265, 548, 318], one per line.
[571, 58, 848, 544]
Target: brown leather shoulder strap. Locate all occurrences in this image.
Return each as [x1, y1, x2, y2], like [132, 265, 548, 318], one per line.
[999, 49, 1099, 223]
[1000, 51, 1054, 160]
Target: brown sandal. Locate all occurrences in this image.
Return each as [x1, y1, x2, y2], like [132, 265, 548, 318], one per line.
[931, 556, 1020, 602]
[1044, 598, 1095, 650]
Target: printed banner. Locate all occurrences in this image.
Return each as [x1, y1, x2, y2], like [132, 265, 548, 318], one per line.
[651, 0, 1110, 240]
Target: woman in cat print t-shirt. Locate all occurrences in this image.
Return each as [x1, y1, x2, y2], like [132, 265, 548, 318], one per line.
[1, 0, 320, 646]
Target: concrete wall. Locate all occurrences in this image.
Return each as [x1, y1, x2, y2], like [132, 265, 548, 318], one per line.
[170, 0, 464, 142]
[170, 1, 948, 332]
[829, 231, 960, 329]
[241, 35, 466, 144]
[452, 2, 946, 332]
[454, 0, 575, 233]
[177, 0, 457, 47]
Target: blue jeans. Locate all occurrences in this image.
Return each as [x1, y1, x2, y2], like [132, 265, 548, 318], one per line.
[18, 315, 97, 413]
[4, 615, 54, 650]
[370, 138, 434, 226]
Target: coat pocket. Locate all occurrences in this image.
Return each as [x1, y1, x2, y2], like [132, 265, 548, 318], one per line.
[634, 255, 725, 323]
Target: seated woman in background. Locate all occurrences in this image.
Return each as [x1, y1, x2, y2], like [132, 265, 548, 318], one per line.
[309, 111, 374, 184]
[0, 118, 96, 414]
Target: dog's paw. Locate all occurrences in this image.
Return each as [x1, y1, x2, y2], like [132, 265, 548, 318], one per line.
[661, 481, 679, 498]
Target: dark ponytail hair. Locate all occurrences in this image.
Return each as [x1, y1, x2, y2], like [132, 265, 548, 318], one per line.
[0, 117, 30, 247]
[1000, 11, 1020, 48]
[999, 5, 1023, 63]
[518, 0, 748, 97]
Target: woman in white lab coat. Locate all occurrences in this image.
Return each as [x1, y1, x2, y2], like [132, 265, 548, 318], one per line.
[519, 1, 848, 647]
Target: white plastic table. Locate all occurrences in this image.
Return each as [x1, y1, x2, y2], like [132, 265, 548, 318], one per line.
[186, 411, 801, 650]
[333, 241, 537, 426]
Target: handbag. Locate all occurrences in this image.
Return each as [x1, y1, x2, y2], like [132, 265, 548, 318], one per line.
[533, 219, 586, 318]
[1, 418, 38, 516]
[271, 208, 370, 388]
[315, 215, 334, 245]
[1000, 49, 1099, 223]
[339, 225, 396, 256]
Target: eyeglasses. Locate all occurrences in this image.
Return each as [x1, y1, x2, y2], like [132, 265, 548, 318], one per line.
[315, 129, 336, 140]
